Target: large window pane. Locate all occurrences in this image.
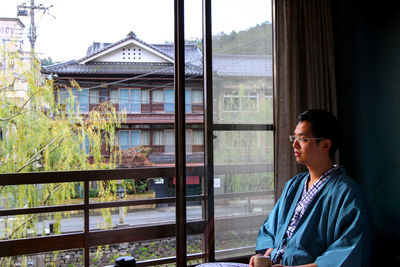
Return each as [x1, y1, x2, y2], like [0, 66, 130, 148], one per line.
[212, 1, 273, 125]
[213, 131, 274, 259]
[211, 0, 273, 259]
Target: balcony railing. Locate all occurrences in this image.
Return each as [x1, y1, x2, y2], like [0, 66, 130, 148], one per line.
[0, 163, 273, 266]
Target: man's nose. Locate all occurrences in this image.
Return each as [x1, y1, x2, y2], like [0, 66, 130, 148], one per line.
[292, 139, 300, 148]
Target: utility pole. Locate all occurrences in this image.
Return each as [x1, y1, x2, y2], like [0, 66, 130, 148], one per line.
[17, 0, 53, 51]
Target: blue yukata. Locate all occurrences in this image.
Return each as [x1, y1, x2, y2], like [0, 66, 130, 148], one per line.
[255, 167, 375, 267]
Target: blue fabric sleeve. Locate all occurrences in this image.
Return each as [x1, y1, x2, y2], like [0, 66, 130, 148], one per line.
[314, 187, 375, 267]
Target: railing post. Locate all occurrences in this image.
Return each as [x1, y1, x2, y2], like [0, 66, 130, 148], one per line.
[84, 180, 90, 267]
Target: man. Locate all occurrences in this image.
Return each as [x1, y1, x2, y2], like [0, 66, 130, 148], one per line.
[250, 109, 375, 267]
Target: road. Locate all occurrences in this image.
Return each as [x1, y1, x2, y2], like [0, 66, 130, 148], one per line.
[0, 198, 274, 237]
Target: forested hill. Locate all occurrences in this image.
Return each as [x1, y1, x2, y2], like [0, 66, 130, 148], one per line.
[212, 22, 272, 56]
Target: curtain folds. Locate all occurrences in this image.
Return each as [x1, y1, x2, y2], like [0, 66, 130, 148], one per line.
[274, 0, 337, 198]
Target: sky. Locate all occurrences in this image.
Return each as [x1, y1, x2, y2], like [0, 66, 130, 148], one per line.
[1, 0, 271, 62]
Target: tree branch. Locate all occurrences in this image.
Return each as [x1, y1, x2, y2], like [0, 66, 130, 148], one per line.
[0, 78, 16, 92]
[0, 89, 40, 122]
[16, 135, 67, 173]
[7, 184, 64, 238]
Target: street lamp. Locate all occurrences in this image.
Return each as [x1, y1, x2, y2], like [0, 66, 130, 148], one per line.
[117, 186, 125, 225]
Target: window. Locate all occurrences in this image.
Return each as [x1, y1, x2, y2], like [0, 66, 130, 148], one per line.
[58, 88, 89, 113]
[185, 88, 191, 113]
[120, 88, 140, 113]
[141, 89, 149, 104]
[119, 130, 148, 150]
[78, 89, 89, 113]
[165, 129, 174, 154]
[223, 90, 258, 112]
[165, 88, 174, 112]
[186, 129, 192, 154]
[192, 89, 203, 104]
[110, 89, 119, 104]
[193, 129, 203, 145]
[90, 89, 99, 104]
[152, 130, 164, 145]
[152, 89, 164, 103]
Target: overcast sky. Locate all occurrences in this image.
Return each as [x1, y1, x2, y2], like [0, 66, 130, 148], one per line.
[1, 0, 271, 62]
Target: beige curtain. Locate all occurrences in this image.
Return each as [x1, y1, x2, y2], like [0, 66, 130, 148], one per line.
[274, 0, 337, 198]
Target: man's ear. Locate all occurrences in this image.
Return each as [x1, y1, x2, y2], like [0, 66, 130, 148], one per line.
[321, 139, 332, 153]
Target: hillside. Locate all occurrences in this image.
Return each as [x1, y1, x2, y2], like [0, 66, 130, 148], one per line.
[212, 22, 272, 56]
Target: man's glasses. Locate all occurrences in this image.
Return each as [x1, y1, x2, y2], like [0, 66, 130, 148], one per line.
[289, 135, 325, 143]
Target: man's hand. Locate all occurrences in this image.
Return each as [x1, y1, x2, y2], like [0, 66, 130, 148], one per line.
[249, 248, 274, 267]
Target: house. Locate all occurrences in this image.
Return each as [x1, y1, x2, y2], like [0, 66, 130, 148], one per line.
[42, 32, 205, 163]
[42, 32, 273, 198]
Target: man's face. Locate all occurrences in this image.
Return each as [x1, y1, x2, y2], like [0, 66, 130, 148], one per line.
[292, 121, 327, 166]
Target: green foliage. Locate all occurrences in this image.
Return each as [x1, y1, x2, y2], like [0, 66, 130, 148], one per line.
[212, 22, 272, 55]
[0, 42, 125, 265]
[40, 56, 54, 66]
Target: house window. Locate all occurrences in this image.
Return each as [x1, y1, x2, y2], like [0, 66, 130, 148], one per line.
[185, 88, 191, 113]
[165, 129, 174, 154]
[78, 89, 89, 113]
[186, 129, 192, 154]
[58, 88, 88, 113]
[223, 90, 258, 112]
[192, 89, 203, 105]
[152, 89, 164, 103]
[141, 130, 150, 146]
[164, 88, 174, 112]
[119, 130, 148, 150]
[110, 89, 119, 104]
[90, 89, 99, 104]
[141, 89, 149, 104]
[120, 88, 140, 113]
[152, 130, 164, 145]
[193, 129, 204, 145]
[99, 88, 109, 103]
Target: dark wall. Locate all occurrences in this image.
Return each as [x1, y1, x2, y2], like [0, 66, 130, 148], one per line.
[332, 0, 400, 264]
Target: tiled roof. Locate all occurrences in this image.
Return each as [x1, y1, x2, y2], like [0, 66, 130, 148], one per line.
[43, 61, 203, 76]
[213, 54, 272, 77]
[43, 32, 203, 76]
[152, 44, 203, 66]
[42, 33, 272, 78]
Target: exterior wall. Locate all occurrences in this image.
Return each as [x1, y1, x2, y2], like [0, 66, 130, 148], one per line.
[95, 44, 170, 63]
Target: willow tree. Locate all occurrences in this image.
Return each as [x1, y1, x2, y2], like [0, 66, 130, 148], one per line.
[0, 42, 124, 252]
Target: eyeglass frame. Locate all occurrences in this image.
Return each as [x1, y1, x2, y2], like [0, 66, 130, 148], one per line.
[289, 135, 325, 143]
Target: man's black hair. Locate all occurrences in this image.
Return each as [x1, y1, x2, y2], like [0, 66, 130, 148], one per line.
[296, 109, 340, 158]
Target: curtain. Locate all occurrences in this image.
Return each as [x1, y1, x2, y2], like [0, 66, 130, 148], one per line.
[275, 0, 337, 198]
[90, 89, 100, 104]
[153, 130, 164, 145]
[140, 130, 150, 146]
[141, 89, 149, 104]
[110, 89, 118, 104]
[192, 89, 203, 104]
[152, 89, 164, 103]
